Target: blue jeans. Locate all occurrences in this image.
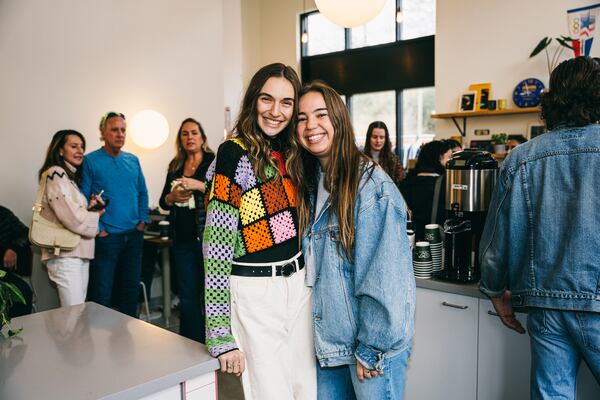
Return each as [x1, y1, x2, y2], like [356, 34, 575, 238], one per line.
[172, 240, 205, 343]
[528, 308, 600, 399]
[317, 348, 410, 400]
[90, 230, 143, 317]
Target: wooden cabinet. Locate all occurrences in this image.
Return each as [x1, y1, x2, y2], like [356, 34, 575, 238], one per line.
[405, 288, 479, 400]
[477, 300, 531, 400]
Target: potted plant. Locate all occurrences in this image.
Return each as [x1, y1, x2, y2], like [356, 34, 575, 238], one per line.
[0, 270, 25, 337]
[530, 36, 574, 77]
[491, 133, 508, 154]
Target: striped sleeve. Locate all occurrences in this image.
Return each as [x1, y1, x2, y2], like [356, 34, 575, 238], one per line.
[203, 141, 244, 358]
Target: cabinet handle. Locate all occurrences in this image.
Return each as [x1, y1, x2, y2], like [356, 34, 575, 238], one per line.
[441, 301, 469, 310]
[487, 310, 500, 317]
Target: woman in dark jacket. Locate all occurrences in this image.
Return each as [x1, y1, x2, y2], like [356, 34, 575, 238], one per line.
[159, 118, 215, 343]
[400, 140, 452, 240]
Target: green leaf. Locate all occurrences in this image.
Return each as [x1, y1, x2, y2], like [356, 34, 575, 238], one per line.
[8, 328, 22, 337]
[530, 37, 552, 58]
[0, 270, 6, 278]
[559, 35, 574, 42]
[556, 38, 574, 50]
[4, 283, 26, 304]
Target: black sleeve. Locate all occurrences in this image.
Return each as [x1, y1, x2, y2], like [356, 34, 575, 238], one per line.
[159, 171, 176, 211]
[0, 206, 29, 250]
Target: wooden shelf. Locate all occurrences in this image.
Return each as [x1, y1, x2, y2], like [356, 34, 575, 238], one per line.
[431, 107, 540, 119]
[431, 107, 541, 136]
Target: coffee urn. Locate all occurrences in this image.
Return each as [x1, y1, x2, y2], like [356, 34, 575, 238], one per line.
[439, 149, 498, 282]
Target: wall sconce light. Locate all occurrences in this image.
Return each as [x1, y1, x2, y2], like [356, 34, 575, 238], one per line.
[301, 30, 309, 43]
[396, 8, 404, 23]
[315, 0, 386, 28]
[130, 109, 169, 149]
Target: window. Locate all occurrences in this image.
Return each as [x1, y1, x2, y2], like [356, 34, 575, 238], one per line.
[401, 87, 436, 165]
[300, 1, 435, 162]
[400, 0, 436, 40]
[305, 12, 345, 56]
[351, 91, 396, 149]
[350, 0, 396, 49]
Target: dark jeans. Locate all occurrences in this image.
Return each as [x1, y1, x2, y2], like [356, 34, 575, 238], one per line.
[172, 240, 205, 343]
[90, 230, 143, 317]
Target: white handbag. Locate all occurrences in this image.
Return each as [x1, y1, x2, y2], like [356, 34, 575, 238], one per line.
[29, 170, 80, 256]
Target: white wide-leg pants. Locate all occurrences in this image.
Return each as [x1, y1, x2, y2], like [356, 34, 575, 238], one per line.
[230, 267, 316, 400]
[46, 257, 89, 306]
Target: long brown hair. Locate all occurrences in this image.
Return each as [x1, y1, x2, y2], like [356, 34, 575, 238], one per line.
[235, 63, 301, 181]
[363, 121, 396, 177]
[38, 130, 86, 184]
[168, 118, 214, 173]
[288, 81, 371, 259]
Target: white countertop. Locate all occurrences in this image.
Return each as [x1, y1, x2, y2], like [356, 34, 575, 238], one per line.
[0, 302, 219, 400]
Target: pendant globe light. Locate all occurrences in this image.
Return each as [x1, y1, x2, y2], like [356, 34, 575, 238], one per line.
[315, 0, 386, 28]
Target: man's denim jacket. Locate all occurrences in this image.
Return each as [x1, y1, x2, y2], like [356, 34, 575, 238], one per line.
[480, 124, 600, 312]
[302, 164, 415, 370]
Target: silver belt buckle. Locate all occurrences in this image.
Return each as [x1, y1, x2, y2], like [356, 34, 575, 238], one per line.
[280, 261, 296, 277]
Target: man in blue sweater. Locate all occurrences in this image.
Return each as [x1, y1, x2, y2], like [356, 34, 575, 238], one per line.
[81, 111, 149, 317]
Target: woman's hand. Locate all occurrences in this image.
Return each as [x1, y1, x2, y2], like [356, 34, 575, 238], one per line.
[180, 177, 205, 193]
[218, 350, 246, 377]
[3, 249, 17, 269]
[356, 361, 383, 383]
[167, 181, 192, 204]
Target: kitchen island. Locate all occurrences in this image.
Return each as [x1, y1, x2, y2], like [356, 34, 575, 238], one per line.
[0, 302, 219, 400]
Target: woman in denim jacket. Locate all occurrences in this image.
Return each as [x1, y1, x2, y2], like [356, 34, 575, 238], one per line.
[289, 81, 415, 400]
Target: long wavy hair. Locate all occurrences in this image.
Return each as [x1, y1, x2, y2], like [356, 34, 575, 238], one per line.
[235, 63, 301, 181]
[168, 118, 214, 173]
[288, 81, 372, 259]
[363, 121, 396, 178]
[38, 130, 86, 184]
[541, 56, 600, 130]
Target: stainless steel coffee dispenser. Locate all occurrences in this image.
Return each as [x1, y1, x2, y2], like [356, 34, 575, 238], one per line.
[439, 149, 498, 282]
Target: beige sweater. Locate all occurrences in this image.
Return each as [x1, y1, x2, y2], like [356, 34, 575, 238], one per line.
[40, 165, 100, 262]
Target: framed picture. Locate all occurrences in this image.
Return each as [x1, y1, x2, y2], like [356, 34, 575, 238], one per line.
[459, 91, 477, 112]
[528, 124, 546, 139]
[468, 82, 492, 110]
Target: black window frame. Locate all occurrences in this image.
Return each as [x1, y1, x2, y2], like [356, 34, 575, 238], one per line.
[299, 0, 435, 160]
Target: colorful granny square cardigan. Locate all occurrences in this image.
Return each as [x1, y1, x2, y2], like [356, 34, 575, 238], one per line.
[203, 138, 299, 357]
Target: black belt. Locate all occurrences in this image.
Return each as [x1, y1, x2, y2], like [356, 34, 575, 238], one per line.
[231, 256, 305, 277]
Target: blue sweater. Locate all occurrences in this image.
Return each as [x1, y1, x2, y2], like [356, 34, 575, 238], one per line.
[81, 147, 149, 234]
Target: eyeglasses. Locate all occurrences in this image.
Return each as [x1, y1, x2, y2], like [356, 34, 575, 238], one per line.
[99, 111, 126, 129]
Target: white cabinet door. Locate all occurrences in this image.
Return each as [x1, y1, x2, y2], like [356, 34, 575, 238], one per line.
[477, 299, 531, 400]
[405, 288, 479, 400]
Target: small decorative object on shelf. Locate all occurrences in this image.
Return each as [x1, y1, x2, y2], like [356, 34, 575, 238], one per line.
[513, 78, 545, 108]
[491, 133, 508, 154]
[459, 91, 477, 112]
[468, 82, 492, 110]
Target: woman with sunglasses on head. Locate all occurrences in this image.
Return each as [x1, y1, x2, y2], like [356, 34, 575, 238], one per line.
[363, 121, 406, 186]
[159, 118, 215, 343]
[203, 63, 316, 399]
[37, 130, 103, 306]
[289, 81, 415, 400]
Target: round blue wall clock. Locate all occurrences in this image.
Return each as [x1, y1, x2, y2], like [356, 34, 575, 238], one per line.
[513, 78, 545, 108]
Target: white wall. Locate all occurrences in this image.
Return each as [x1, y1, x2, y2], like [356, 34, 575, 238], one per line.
[0, 0, 224, 222]
[435, 0, 599, 143]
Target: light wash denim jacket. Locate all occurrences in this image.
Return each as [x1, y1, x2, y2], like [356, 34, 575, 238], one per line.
[480, 124, 600, 312]
[302, 164, 415, 370]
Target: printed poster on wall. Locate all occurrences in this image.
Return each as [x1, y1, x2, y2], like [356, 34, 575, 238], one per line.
[567, 3, 600, 57]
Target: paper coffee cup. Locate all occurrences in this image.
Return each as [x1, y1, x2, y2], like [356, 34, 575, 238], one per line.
[158, 220, 170, 240]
